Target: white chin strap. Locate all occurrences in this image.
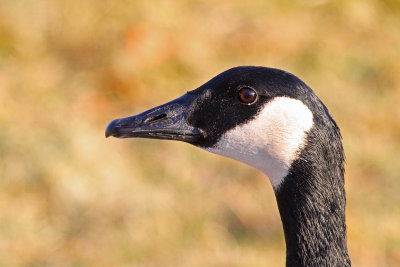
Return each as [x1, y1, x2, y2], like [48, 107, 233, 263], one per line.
[205, 96, 314, 189]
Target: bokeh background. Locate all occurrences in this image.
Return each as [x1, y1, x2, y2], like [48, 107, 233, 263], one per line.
[1, 0, 400, 266]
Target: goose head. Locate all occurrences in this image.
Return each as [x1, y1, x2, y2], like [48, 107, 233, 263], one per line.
[106, 66, 327, 189]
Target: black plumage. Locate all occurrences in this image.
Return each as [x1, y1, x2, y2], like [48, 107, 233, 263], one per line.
[106, 66, 351, 267]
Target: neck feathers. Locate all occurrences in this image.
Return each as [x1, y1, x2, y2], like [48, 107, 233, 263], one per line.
[275, 119, 350, 267]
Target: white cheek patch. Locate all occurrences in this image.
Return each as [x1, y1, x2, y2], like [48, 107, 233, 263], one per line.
[205, 97, 314, 189]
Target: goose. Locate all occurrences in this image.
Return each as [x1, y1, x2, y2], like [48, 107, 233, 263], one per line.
[105, 66, 351, 267]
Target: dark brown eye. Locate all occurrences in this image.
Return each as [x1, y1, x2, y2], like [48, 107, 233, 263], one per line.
[238, 87, 257, 104]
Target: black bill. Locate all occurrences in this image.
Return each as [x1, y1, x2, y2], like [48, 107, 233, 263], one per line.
[105, 94, 204, 143]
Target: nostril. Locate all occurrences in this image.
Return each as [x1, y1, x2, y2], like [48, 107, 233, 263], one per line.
[145, 113, 167, 123]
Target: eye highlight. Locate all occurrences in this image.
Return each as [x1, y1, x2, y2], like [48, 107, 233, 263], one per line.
[238, 87, 257, 104]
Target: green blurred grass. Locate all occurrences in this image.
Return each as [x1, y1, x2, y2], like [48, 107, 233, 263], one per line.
[1, 0, 400, 266]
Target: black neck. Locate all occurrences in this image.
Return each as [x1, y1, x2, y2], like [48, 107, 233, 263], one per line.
[274, 126, 351, 267]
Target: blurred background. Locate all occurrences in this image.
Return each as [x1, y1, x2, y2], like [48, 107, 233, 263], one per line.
[1, 0, 399, 266]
